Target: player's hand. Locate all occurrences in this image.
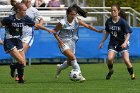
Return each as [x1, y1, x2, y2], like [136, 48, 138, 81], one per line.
[97, 29, 105, 33]
[98, 42, 104, 49]
[23, 62, 26, 67]
[121, 42, 127, 49]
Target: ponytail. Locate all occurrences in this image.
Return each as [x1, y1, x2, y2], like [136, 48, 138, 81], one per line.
[119, 10, 127, 20]
[67, 4, 87, 18]
[72, 4, 87, 18]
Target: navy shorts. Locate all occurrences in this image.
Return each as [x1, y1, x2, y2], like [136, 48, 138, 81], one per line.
[4, 38, 23, 53]
[108, 43, 129, 53]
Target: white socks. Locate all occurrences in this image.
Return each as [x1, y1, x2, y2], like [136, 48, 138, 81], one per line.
[59, 60, 81, 71]
[71, 60, 81, 71]
[59, 60, 69, 70]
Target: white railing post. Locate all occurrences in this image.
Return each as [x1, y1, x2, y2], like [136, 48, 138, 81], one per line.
[133, 12, 137, 27]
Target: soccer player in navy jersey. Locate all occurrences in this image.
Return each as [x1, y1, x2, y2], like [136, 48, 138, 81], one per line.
[10, 0, 45, 81]
[99, 4, 135, 80]
[0, 3, 55, 83]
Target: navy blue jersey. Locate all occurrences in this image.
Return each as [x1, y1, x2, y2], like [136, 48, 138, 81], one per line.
[1, 14, 35, 39]
[105, 17, 132, 45]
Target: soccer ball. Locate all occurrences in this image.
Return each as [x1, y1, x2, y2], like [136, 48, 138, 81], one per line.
[69, 69, 82, 81]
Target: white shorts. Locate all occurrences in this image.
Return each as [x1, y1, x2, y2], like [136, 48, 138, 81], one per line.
[59, 40, 75, 54]
[21, 36, 34, 47]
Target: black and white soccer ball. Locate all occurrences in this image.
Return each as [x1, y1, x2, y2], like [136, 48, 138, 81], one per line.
[69, 69, 82, 81]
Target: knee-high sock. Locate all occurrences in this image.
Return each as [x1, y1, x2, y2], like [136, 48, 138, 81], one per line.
[71, 60, 80, 71]
[16, 63, 24, 80]
[59, 60, 69, 71]
[127, 67, 134, 75]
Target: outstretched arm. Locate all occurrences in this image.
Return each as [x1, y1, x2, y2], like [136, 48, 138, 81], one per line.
[34, 24, 56, 34]
[78, 19, 104, 33]
[98, 31, 109, 49]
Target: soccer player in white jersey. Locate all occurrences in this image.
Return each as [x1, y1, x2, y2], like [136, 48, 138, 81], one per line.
[53, 4, 104, 82]
[21, 0, 44, 52]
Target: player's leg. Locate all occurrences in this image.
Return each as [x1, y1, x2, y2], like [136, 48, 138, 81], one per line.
[106, 50, 116, 80]
[15, 36, 33, 80]
[9, 48, 26, 83]
[55, 60, 69, 78]
[122, 51, 135, 80]
[55, 49, 74, 78]
[63, 49, 85, 82]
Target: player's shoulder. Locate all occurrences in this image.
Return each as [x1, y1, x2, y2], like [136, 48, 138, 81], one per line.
[5, 14, 15, 21]
[106, 17, 112, 22]
[119, 17, 127, 23]
[23, 15, 32, 20]
[59, 18, 65, 25]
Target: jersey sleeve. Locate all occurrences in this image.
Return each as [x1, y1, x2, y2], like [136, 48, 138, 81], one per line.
[1, 17, 11, 26]
[122, 20, 132, 33]
[34, 9, 42, 21]
[58, 19, 65, 27]
[25, 16, 35, 27]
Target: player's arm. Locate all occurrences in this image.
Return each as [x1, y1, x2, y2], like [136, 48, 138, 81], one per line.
[78, 19, 104, 33]
[34, 9, 44, 29]
[38, 18, 44, 25]
[34, 24, 56, 34]
[53, 23, 64, 46]
[0, 38, 3, 45]
[121, 20, 132, 49]
[121, 33, 130, 49]
[98, 31, 109, 49]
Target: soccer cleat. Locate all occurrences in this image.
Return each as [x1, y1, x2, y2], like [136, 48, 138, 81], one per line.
[10, 64, 16, 78]
[18, 79, 25, 83]
[15, 74, 24, 81]
[106, 70, 114, 80]
[79, 75, 86, 83]
[55, 64, 61, 78]
[15, 74, 19, 81]
[131, 74, 135, 80]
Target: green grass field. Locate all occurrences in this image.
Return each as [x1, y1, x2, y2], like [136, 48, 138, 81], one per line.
[0, 63, 140, 93]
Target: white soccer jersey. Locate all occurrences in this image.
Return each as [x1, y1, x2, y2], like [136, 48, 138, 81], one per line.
[58, 17, 79, 53]
[21, 6, 42, 46]
[22, 6, 42, 37]
[58, 16, 79, 42]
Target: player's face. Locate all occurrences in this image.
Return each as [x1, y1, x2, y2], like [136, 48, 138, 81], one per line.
[111, 6, 119, 17]
[19, 4, 27, 17]
[24, 0, 31, 8]
[67, 11, 77, 21]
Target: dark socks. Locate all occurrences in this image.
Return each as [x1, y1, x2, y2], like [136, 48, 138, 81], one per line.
[16, 63, 24, 83]
[108, 64, 113, 71]
[127, 67, 133, 75]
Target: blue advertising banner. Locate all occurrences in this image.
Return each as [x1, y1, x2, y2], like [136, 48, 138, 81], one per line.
[0, 26, 140, 59]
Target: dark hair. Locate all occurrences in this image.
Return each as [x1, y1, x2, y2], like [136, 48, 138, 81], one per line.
[119, 10, 127, 20]
[14, 3, 25, 13]
[66, 4, 87, 18]
[111, 4, 127, 20]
